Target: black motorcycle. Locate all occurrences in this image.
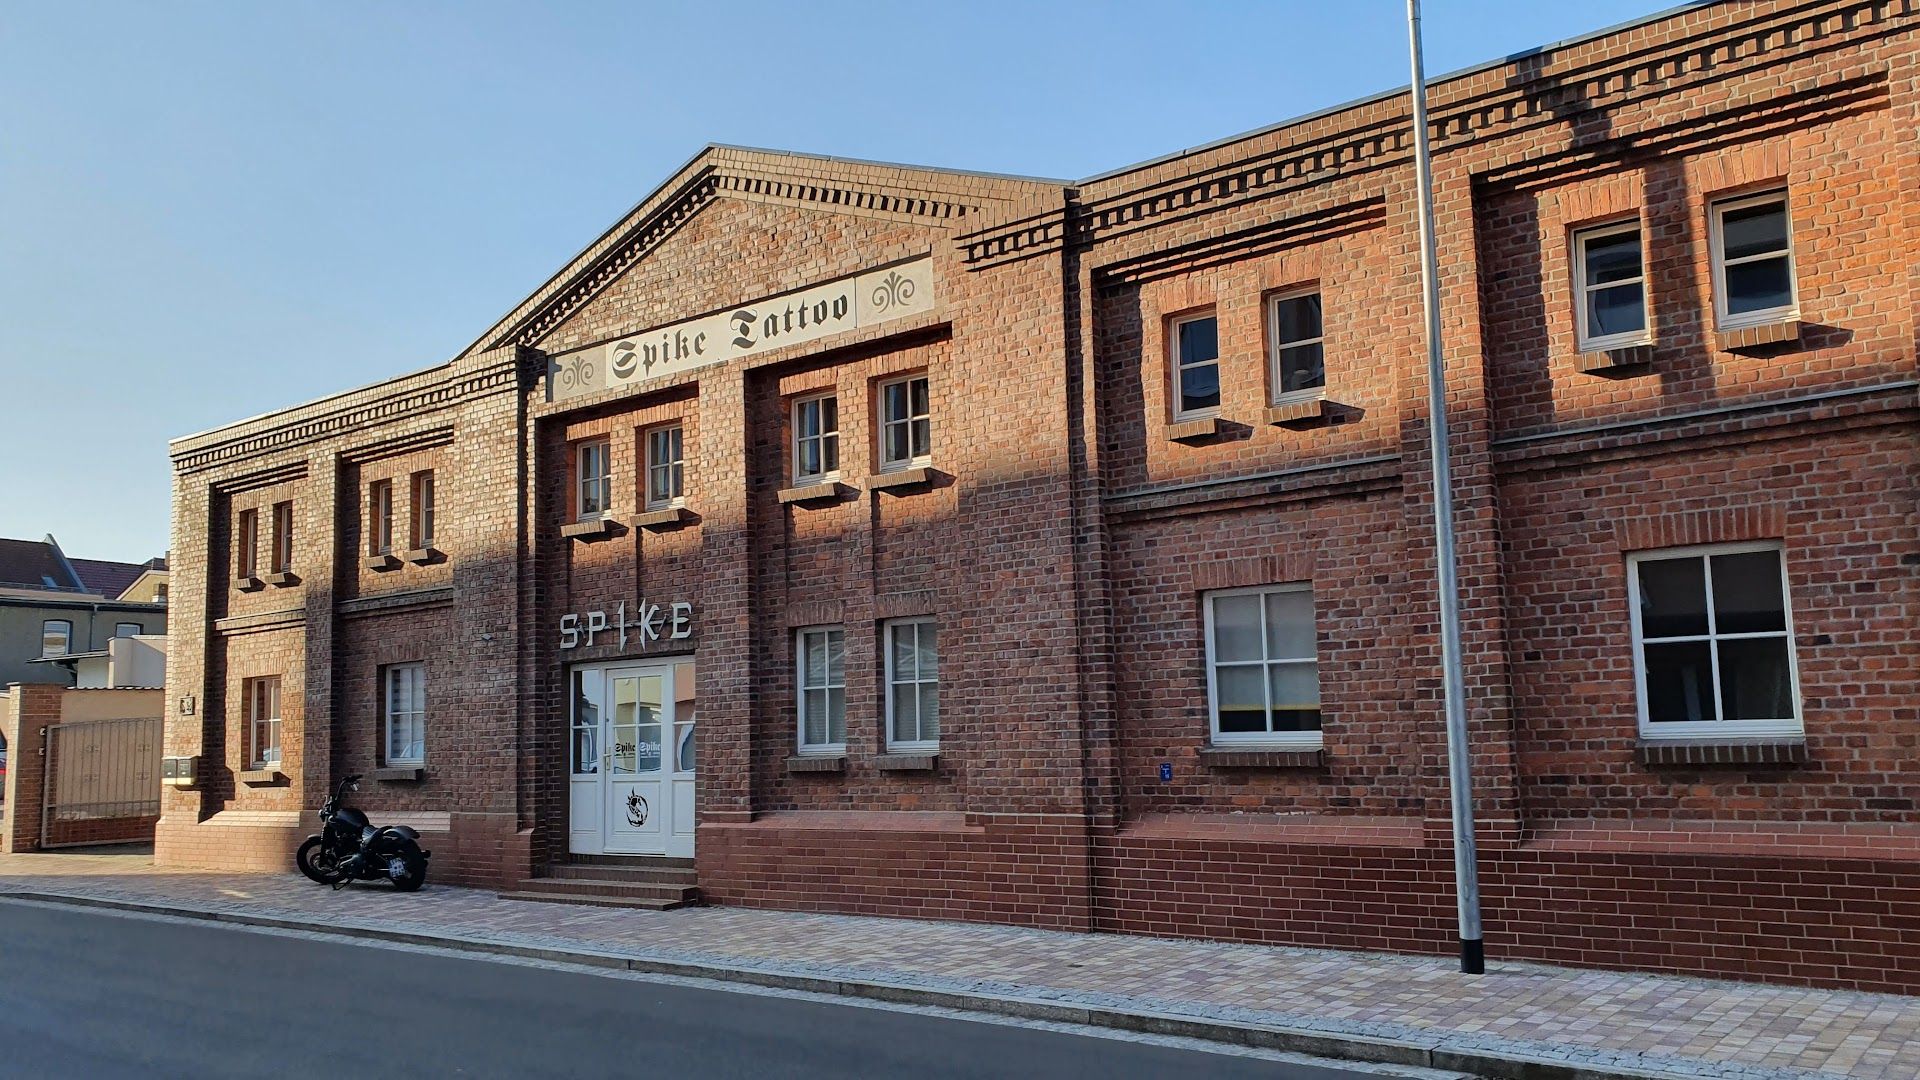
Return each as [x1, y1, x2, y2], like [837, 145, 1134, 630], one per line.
[296, 774, 430, 891]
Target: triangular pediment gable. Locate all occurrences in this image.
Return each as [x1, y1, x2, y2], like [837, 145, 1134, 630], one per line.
[458, 145, 1062, 360]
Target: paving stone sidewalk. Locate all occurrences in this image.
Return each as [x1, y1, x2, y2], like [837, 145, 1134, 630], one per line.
[1, 850, 1915, 1079]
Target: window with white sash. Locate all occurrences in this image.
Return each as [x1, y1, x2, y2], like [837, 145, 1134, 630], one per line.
[795, 627, 845, 754]
[1710, 191, 1797, 329]
[246, 676, 282, 769]
[877, 375, 930, 470]
[1204, 584, 1321, 746]
[1573, 220, 1649, 351]
[792, 395, 839, 483]
[384, 663, 427, 766]
[884, 618, 939, 751]
[1629, 542, 1801, 739]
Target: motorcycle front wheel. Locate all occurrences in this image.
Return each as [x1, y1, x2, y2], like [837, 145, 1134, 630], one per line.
[388, 849, 427, 892]
[296, 836, 345, 884]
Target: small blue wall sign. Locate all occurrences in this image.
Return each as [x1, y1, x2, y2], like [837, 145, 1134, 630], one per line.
[1159, 762, 1173, 782]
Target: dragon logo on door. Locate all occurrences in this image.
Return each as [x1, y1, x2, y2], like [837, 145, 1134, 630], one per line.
[625, 791, 650, 827]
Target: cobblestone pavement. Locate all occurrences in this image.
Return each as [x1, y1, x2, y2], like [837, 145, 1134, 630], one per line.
[2, 850, 1915, 1079]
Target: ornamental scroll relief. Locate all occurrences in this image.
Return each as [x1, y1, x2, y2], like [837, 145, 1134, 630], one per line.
[548, 256, 936, 402]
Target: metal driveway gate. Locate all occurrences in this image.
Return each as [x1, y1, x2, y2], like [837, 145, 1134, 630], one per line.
[41, 715, 162, 849]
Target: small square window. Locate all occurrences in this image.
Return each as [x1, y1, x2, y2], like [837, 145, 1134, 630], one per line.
[1170, 313, 1220, 419]
[877, 375, 931, 470]
[1710, 192, 1797, 329]
[576, 440, 612, 521]
[792, 395, 840, 483]
[795, 626, 846, 754]
[1573, 221, 1650, 351]
[1630, 542, 1801, 739]
[646, 425, 685, 508]
[1268, 290, 1326, 401]
[1205, 585, 1321, 747]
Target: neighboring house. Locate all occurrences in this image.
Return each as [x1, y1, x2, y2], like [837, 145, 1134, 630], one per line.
[0, 535, 168, 686]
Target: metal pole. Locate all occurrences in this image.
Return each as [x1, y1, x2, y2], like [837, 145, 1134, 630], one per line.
[1406, 0, 1484, 975]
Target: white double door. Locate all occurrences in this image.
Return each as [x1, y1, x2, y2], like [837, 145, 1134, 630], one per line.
[568, 660, 695, 857]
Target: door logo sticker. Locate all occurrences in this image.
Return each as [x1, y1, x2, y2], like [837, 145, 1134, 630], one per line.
[626, 791, 650, 827]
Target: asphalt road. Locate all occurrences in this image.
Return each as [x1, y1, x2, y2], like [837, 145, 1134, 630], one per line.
[0, 901, 1411, 1079]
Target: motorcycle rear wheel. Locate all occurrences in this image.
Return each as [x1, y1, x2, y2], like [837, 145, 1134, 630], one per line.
[389, 850, 427, 892]
[296, 836, 345, 884]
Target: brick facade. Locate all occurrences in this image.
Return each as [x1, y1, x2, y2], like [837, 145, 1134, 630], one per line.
[161, 1, 1920, 990]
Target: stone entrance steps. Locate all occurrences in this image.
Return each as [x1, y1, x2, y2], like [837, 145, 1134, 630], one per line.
[498, 856, 700, 911]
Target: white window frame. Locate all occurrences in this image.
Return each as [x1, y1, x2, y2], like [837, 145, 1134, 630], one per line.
[384, 662, 427, 767]
[1572, 219, 1652, 352]
[1203, 583, 1323, 749]
[246, 676, 282, 769]
[645, 424, 685, 509]
[113, 622, 141, 639]
[876, 374, 932, 471]
[1628, 540, 1803, 741]
[795, 626, 846, 756]
[791, 393, 840, 484]
[236, 507, 259, 578]
[576, 440, 612, 521]
[1169, 311, 1221, 421]
[883, 617, 939, 752]
[1709, 190, 1798, 331]
[270, 500, 294, 574]
[41, 619, 72, 658]
[1266, 287, 1327, 405]
[410, 471, 435, 550]
[368, 480, 394, 556]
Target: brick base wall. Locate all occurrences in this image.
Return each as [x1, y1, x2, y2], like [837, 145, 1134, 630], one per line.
[155, 811, 527, 888]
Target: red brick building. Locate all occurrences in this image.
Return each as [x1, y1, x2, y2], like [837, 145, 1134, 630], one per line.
[162, 0, 1920, 991]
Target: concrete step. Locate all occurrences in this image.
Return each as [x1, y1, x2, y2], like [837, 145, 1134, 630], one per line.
[511, 878, 699, 904]
[547, 864, 697, 886]
[567, 854, 695, 870]
[496, 889, 691, 912]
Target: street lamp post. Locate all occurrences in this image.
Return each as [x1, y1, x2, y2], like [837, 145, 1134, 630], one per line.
[1405, 0, 1485, 976]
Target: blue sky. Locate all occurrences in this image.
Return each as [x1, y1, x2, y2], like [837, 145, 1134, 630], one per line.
[0, 0, 1684, 561]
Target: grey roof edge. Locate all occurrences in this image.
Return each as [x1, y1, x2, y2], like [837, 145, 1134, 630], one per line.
[169, 358, 453, 452]
[1075, 0, 1715, 186]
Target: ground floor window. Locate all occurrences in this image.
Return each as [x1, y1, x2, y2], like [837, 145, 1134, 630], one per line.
[384, 663, 427, 766]
[884, 618, 939, 751]
[1629, 542, 1800, 738]
[245, 676, 282, 768]
[1204, 584, 1321, 746]
[796, 627, 845, 754]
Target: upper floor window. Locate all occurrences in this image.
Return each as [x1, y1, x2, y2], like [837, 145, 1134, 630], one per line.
[795, 626, 846, 754]
[1170, 312, 1220, 419]
[236, 508, 259, 579]
[41, 619, 72, 658]
[1574, 220, 1649, 351]
[1711, 191, 1797, 329]
[885, 618, 939, 751]
[154, 584, 169, 604]
[1268, 289, 1326, 401]
[577, 440, 611, 520]
[246, 675, 282, 769]
[1205, 584, 1321, 747]
[792, 394, 839, 483]
[878, 375, 930, 470]
[270, 501, 294, 574]
[368, 480, 395, 556]
[1629, 542, 1800, 739]
[113, 622, 141, 638]
[410, 471, 436, 550]
[646, 424, 685, 508]
[384, 662, 427, 766]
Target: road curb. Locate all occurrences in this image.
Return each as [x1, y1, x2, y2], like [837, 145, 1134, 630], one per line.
[0, 889, 1693, 1080]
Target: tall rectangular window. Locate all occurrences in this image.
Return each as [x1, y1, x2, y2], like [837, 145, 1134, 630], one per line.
[795, 626, 845, 754]
[270, 501, 294, 574]
[246, 676, 282, 769]
[236, 508, 259, 579]
[1630, 543, 1800, 738]
[410, 471, 436, 550]
[1171, 312, 1219, 419]
[1574, 221, 1649, 350]
[1205, 585, 1322, 746]
[368, 480, 394, 556]
[878, 375, 931, 470]
[577, 440, 611, 520]
[884, 618, 939, 751]
[1268, 289, 1326, 400]
[41, 619, 72, 658]
[646, 424, 685, 508]
[384, 663, 427, 766]
[792, 395, 839, 483]
[1711, 191, 1797, 328]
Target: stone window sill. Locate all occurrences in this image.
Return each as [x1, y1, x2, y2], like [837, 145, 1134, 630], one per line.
[876, 752, 938, 772]
[362, 553, 401, 571]
[1577, 342, 1655, 377]
[560, 517, 617, 541]
[1198, 746, 1326, 769]
[1638, 738, 1807, 767]
[777, 481, 850, 505]
[264, 571, 299, 587]
[786, 754, 845, 774]
[1264, 397, 1352, 429]
[1716, 319, 1801, 354]
[866, 466, 935, 492]
[403, 547, 442, 566]
[233, 576, 263, 592]
[238, 768, 285, 786]
[1166, 415, 1229, 443]
[632, 506, 694, 530]
[370, 766, 426, 782]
